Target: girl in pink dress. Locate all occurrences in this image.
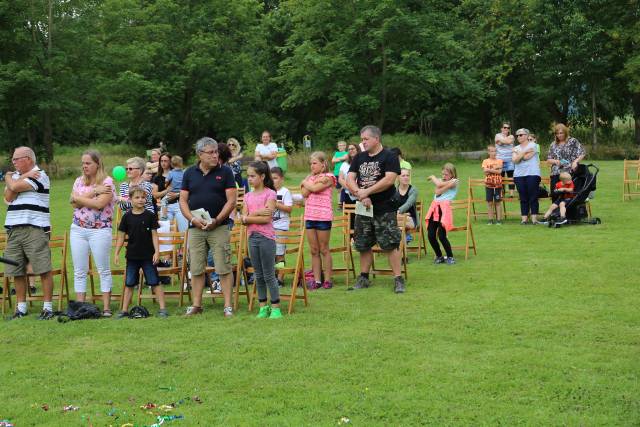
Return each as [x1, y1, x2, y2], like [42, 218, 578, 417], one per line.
[300, 151, 336, 290]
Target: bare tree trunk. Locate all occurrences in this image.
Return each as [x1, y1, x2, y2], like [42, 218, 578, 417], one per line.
[378, 43, 387, 131]
[591, 86, 597, 150]
[42, 0, 54, 162]
[506, 82, 515, 130]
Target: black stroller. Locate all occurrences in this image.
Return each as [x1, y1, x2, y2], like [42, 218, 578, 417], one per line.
[547, 163, 601, 228]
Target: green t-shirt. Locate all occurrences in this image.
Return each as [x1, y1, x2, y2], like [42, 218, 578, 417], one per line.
[333, 151, 348, 176]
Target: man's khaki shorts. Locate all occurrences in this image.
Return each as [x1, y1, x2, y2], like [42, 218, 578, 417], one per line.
[188, 226, 232, 276]
[4, 226, 52, 276]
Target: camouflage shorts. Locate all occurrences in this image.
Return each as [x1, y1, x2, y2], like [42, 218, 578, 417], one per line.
[354, 211, 401, 252]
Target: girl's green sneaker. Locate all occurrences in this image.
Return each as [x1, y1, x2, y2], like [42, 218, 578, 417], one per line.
[256, 305, 271, 319]
[269, 307, 282, 319]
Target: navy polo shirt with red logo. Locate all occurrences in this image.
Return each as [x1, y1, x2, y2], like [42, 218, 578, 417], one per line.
[181, 162, 236, 226]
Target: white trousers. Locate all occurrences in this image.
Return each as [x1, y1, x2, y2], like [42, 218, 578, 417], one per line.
[70, 223, 113, 293]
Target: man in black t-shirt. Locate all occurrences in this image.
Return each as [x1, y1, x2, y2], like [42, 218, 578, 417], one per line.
[179, 137, 237, 317]
[347, 125, 405, 293]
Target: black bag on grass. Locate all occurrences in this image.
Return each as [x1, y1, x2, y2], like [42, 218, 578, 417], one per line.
[57, 301, 101, 322]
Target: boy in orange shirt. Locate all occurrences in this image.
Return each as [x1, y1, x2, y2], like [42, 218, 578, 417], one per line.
[482, 145, 504, 225]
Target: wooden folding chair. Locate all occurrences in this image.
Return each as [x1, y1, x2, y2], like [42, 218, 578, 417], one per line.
[449, 199, 477, 260]
[405, 200, 427, 259]
[5, 233, 72, 312]
[468, 178, 491, 221]
[0, 233, 12, 315]
[371, 214, 408, 280]
[86, 236, 124, 307]
[236, 187, 245, 213]
[136, 230, 188, 306]
[329, 214, 356, 287]
[623, 159, 640, 201]
[247, 216, 308, 314]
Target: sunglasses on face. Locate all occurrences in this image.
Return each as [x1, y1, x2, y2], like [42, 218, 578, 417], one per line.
[516, 134, 526, 137]
[502, 126, 510, 129]
[126, 167, 140, 171]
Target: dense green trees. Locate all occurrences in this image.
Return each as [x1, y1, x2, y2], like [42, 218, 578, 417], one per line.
[0, 0, 638, 160]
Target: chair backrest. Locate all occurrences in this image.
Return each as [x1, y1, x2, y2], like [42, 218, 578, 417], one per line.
[236, 187, 246, 212]
[342, 203, 356, 215]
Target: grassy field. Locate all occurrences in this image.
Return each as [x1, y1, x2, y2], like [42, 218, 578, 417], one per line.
[0, 160, 638, 426]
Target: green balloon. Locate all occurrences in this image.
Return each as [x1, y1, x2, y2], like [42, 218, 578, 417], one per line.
[112, 165, 126, 181]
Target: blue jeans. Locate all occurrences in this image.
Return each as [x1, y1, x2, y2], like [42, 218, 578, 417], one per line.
[248, 233, 279, 304]
[514, 175, 541, 216]
[166, 202, 188, 232]
[125, 259, 159, 287]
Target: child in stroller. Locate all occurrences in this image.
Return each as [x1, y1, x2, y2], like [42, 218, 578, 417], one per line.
[540, 172, 574, 225]
[541, 164, 601, 227]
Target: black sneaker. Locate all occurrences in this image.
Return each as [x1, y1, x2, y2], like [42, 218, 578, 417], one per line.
[37, 309, 54, 320]
[277, 279, 285, 288]
[11, 310, 27, 320]
[557, 217, 568, 225]
[353, 276, 370, 289]
[116, 311, 129, 319]
[394, 277, 406, 294]
[434, 256, 445, 265]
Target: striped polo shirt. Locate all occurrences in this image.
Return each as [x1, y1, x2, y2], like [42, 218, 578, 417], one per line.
[4, 166, 51, 231]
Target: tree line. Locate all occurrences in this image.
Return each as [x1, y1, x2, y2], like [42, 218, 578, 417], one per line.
[1, 0, 638, 161]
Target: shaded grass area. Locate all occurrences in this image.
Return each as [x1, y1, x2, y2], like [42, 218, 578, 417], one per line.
[0, 161, 638, 426]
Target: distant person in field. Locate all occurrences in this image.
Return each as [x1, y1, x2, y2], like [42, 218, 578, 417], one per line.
[495, 122, 515, 197]
[540, 172, 575, 225]
[162, 155, 187, 231]
[4, 146, 54, 320]
[389, 147, 412, 171]
[426, 163, 459, 265]
[347, 125, 404, 293]
[227, 138, 244, 188]
[148, 148, 162, 178]
[254, 130, 279, 169]
[512, 128, 541, 225]
[482, 145, 503, 225]
[69, 150, 116, 317]
[338, 143, 360, 213]
[547, 123, 585, 202]
[331, 140, 348, 189]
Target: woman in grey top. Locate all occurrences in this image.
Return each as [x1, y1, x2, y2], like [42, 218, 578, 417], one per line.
[512, 128, 541, 225]
[495, 122, 515, 196]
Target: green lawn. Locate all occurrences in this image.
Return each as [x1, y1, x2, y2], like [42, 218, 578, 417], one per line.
[1, 161, 638, 426]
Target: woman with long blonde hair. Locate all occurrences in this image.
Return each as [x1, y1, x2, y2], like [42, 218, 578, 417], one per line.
[69, 150, 116, 316]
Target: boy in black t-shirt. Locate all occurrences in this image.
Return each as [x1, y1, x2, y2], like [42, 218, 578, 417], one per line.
[115, 186, 168, 318]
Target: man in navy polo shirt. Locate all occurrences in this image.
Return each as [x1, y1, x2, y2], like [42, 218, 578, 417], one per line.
[180, 137, 237, 317]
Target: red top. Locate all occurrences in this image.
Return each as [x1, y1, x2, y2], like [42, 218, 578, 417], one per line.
[555, 181, 575, 199]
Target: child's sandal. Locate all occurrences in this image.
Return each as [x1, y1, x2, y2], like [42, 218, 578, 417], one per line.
[102, 309, 113, 318]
